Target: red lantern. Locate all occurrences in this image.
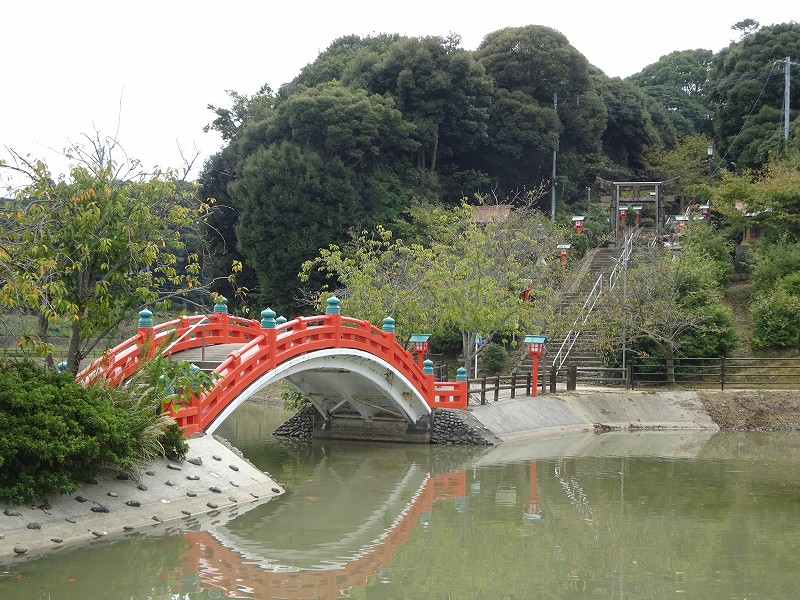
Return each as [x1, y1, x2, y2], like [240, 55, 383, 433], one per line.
[408, 334, 431, 367]
[524, 334, 547, 397]
[557, 244, 571, 270]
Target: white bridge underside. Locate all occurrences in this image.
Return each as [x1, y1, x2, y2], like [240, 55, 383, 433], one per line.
[205, 349, 432, 435]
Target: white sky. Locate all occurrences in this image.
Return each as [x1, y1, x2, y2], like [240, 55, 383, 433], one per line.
[1, 1, 796, 185]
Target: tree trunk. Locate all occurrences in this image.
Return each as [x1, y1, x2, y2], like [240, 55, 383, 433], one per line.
[37, 313, 54, 369]
[664, 344, 676, 386]
[67, 320, 84, 375]
[429, 128, 439, 173]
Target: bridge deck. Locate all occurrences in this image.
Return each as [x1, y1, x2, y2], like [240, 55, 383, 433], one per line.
[171, 343, 244, 368]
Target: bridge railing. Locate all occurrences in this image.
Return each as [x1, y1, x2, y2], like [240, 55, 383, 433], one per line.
[77, 311, 264, 387]
[173, 304, 467, 434]
[79, 299, 469, 434]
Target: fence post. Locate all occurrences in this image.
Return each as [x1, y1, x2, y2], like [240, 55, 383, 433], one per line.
[481, 377, 487, 405]
[510, 373, 517, 399]
[137, 308, 155, 361]
[493, 376, 500, 402]
[566, 365, 577, 391]
[549, 367, 557, 393]
[260, 308, 277, 370]
[626, 364, 634, 389]
[720, 356, 725, 391]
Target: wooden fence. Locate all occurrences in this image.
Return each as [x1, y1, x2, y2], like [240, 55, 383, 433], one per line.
[466, 357, 800, 404]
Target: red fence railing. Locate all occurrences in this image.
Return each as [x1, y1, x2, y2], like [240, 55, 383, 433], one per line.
[79, 306, 468, 435]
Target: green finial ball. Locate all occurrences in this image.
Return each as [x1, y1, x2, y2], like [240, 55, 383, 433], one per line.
[423, 359, 434, 375]
[326, 296, 341, 314]
[213, 296, 229, 314]
[276, 316, 287, 326]
[456, 367, 468, 382]
[138, 308, 153, 328]
[260, 308, 277, 329]
[382, 317, 395, 333]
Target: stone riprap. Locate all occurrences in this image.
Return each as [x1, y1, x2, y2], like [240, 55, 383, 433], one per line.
[430, 409, 495, 445]
[274, 406, 496, 445]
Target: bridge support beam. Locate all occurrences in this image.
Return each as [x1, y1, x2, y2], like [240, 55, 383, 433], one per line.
[312, 410, 432, 443]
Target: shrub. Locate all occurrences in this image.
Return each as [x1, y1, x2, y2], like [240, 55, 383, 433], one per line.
[780, 271, 800, 296]
[480, 343, 508, 376]
[0, 357, 196, 504]
[569, 231, 589, 258]
[0, 360, 140, 504]
[751, 289, 800, 350]
[281, 384, 310, 410]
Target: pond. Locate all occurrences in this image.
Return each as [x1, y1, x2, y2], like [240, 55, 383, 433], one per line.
[3, 402, 800, 599]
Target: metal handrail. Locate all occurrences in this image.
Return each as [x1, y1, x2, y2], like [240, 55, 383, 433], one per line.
[552, 229, 638, 370]
[551, 273, 603, 370]
[163, 316, 211, 361]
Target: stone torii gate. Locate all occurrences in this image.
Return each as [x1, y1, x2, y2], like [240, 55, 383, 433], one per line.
[597, 178, 677, 244]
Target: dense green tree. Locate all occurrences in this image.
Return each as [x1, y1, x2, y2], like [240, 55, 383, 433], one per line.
[202, 83, 418, 314]
[475, 25, 590, 103]
[597, 77, 668, 173]
[628, 49, 714, 136]
[471, 26, 607, 199]
[289, 34, 401, 91]
[0, 141, 231, 373]
[301, 204, 566, 372]
[352, 36, 493, 177]
[708, 23, 800, 170]
[269, 82, 417, 169]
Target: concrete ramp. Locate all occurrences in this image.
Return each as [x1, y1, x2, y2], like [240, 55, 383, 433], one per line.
[467, 389, 717, 442]
[473, 430, 716, 466]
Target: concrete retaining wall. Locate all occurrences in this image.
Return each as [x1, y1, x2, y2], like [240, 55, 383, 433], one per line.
[466, 389, 718, 442]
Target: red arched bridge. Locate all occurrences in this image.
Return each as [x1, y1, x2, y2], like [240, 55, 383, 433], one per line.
[77, 297, 468, 442]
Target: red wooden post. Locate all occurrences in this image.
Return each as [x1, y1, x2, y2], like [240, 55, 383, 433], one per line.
[525, 335, 547, 397]
[137, 308, 155, 360]
[326, 296, 342, 347]
[260, 308, 277, 370]
[213, 296, 230, 342]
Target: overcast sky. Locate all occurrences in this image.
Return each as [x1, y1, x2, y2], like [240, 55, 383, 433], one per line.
[1, 1, 796, 185]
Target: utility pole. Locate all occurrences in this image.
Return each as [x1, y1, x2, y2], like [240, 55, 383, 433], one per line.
[785, 56, 791, 142]
[550, 92, 558, 221]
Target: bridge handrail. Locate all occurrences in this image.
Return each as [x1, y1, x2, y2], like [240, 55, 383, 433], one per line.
[551, 273, 603, 371]
[174, 313, 464, 434]
[77, 313, 264, 386]
[79, 308, 468, 435]
[552, 228, 639, 371]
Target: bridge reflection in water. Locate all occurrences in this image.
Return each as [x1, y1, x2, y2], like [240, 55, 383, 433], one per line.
[165, 470, 468, 599]
[162, 428, 715, 599]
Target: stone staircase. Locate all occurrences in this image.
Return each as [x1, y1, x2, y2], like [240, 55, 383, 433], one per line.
[546, 246, 621, 370]
[532, 227, 657, 382]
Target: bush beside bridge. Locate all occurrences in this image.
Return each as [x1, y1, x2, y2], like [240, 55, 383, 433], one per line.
[0, 360, 186, 505]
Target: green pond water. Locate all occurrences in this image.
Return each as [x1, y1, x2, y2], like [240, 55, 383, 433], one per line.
[3, 402, 800, 599]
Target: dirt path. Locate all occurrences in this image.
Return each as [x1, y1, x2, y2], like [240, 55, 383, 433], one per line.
[697, 389, 800, 431]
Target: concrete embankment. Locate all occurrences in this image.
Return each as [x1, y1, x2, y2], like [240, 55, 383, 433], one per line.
[0, 388, 742, 560]
[463, 389, 718, 442]
[1, 433, 283, 561]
